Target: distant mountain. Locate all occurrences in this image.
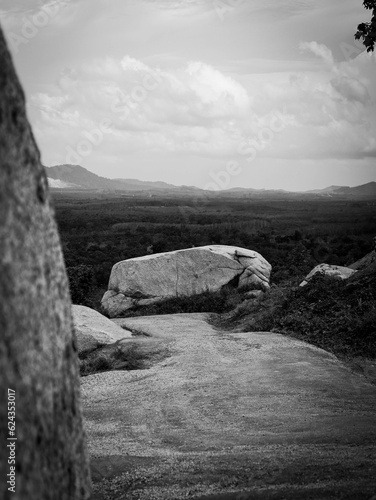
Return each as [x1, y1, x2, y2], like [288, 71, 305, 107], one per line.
[322, 185, 346, 192]
[45, 164, 376, 199]
[46, 165, 114, 190]
[305, 185, 348, 194]
[225, 187, 289, 194]
[114, 178, 187, 191]
[222, 187, 258, 193]
[332, 182, 376, 197]
[45, 164, 195, 192]
[305, 183, 376, 197]
[47, 177, 81, 189]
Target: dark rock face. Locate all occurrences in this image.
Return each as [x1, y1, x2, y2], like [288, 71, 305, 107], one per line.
[0, 27, 91, 500]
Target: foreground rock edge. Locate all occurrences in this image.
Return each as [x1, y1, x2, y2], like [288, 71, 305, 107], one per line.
[0, 26, 91, 499]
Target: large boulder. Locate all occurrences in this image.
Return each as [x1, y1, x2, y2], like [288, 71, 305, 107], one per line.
[101, 245, 271, 317]
[0, 27, 90, 499]
[349, 250, 376, 271]
[72, 305, 132, 355]
[300, 263, 357, 287]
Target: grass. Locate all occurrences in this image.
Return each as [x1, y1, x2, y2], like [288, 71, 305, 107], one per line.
[123, 326, 151, 337]
[114, 285, 246, 317]
[212, 265, 376, 379]
[79, 341, 167, 376]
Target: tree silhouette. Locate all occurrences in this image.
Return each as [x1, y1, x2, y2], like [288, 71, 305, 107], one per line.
[355, 0, 376, 51]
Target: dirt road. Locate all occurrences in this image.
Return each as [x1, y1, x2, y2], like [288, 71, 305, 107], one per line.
[81, 313, 376, 499]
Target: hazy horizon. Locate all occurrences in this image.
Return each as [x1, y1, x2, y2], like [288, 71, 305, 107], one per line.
[46, 162, 375, 192]
[1, 0, 376, 191]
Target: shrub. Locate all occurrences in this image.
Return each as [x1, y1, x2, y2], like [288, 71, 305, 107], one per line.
[117, 286, 245, 317]
[79, 341, 167, 376]
[216, 271, 376, 361]
[66, 264, 96, 305]
[92, 354, 111, 372]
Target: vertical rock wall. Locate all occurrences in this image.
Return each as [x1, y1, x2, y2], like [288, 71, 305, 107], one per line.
[0, 26, 91, 500]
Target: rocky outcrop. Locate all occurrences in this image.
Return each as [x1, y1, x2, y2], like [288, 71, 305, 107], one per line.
[300, 263, 357, 287]
[0, 27, 90, 500]
[72, 305, 132, 355]
[101, 245, 271, 317]
[349, 250, 376, 271]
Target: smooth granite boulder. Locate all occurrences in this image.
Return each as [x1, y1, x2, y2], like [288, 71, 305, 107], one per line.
[102, 245, 271, 317]
[300, 263, 357, 287]
[72, 305, 132, 355]
[349, 249, 376, 271]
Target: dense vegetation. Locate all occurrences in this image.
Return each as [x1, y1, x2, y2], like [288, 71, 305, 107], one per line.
[214, 266, 376, 358]
[52, 191, 376, 373]
[53, 192, 375, 304]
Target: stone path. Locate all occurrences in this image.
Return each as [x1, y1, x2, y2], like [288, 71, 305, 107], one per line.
[81, 313, 376, 499]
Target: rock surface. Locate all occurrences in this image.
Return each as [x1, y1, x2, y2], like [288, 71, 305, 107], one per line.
[0, 27, 90, 500]
[101, 245, 271, 317]
[349, 250, 376, 271]
[244, 289, 264, 300]
[300, 263, 357, 287]
[82, 314, 376, 500]
[72, 305, 132, 355]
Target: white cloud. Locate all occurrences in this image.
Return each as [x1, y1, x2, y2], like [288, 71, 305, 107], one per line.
[186, 61, 249, 107]
[121, 55, 150, 72]
[30, 43, 376, 169]
[300, 41, 334, 67]
[31, 56, 254, 157]
[247, 46, 376, 160]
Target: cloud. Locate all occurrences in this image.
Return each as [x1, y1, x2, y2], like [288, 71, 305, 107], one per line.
[0, 0, 80, 28]
[31, 56, 254, 157]
[121, 56, 150, 72]
[29, 38, 376, 169]
[251, 45, 376, 160]
[186, 61, 249, 108]
[299, 41, 334, 67]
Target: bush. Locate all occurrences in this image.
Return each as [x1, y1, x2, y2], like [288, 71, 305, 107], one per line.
[92, 354, 111, 372]
[79, 342, 167, 376]
[216, 271, 376, 360]
[116, 286, 245, 317]
[67, 264, 96, 305]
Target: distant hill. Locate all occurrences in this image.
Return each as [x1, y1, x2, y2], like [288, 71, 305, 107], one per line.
[45, 164, 376, 198]
[306, 182, 376, 197]
[331, 182, 376, 197]
[47, 177, 81, 189]
[114, 178, 175, 190]
[305, 185, 348, 194]
[46, 165, 114, 190]
[45, 165, 195, 193]
[218, 183, 376, 199]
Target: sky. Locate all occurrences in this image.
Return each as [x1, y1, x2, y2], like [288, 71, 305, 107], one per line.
[0, 0, 375, 191]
